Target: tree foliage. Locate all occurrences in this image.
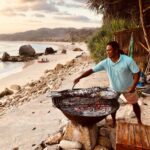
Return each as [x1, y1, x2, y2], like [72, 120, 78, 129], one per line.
[87, 0, 150, 25]
[88, 19, 138, 62]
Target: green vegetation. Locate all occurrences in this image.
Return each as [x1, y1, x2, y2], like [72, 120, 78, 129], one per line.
[88, 19, 138, 62]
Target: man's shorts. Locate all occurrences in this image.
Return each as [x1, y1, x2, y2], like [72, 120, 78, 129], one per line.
[119, 92, 138, 104]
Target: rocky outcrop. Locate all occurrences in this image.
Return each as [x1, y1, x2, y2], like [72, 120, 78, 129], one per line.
[45, 47, 57, 55]
[0, 52, 43, 62]
[1, 52, 10, 61]
[10, 84, 21, 91]
[0, 54, 92, 108]
[0, 88, 13, 98]
[19, 45, 36, 57]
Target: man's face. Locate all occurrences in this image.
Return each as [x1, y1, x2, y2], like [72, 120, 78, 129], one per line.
[106, 45, 116, 58]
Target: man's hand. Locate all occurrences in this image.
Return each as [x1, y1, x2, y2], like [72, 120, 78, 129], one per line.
[73, 69, 93, 85]
[127, 86, 135, 93]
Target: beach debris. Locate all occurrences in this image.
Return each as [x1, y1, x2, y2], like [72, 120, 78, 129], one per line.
[32, 144, 36, 147]
[59, 140, 82, 149]
[1, 52, 10, 61]
[32, 127, 36, 130]
[0, 88, 13, 98]
[45, 47, 56, 55]
[10, 84, 21, 91]
[19, 45, 36, 57]
[34, 141, 47, 150]
[61, 49, 67, 54]
[12, 147, 19, 150]
[45, 132, 63, 145]
[73, 48, 83, 52]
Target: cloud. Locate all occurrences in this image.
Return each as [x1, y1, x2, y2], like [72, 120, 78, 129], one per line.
[34, 13, 45, 18]
[19, 0, 42, 3]
[31, 1, 58, 12]
[0, 0, 58, 17]
[0, 8, 15, 16]
[73, 0, 88, 3]
[55, 15, 93, 22]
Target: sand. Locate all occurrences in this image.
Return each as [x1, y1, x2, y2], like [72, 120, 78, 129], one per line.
[0, 42, 150, 150]
[0, 42, 87, 92]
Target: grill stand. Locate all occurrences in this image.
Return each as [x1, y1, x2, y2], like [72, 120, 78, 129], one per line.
[63, 121, 98, 150]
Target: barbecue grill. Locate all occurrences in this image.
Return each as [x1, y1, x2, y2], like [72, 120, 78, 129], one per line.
[50, 87, 120, 125]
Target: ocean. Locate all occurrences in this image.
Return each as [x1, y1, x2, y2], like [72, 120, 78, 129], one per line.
[0, 41, 59, 79]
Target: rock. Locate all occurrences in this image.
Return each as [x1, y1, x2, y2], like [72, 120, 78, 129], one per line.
[59, 140, 82, 149]
[28, 81, 36, 87]
[42, 87, 49, 94]
[94, 145, 108, 150]
[1, 52, 10, 61]
[73, 48, 83, 51]
[99, 127, 111, 137]
[19, 45, 35, 57]
[12, 147, 19, 150]
[61, 49, 67, 54]
[10, 84, 21, 91]
[55, 64, 64, 71]
[0, 88, 13, 98]
[45, 47, 56, 55]
[98, 136, 111, 149]
[109, 128, 116, 150]
[63, 122, 97, 150]
[45, 132, 63, 145]
[0, 98, 7, 106]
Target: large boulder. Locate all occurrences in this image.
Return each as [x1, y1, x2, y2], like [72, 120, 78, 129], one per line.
[1, 52, 10, 61]
[19, 45, 35, 57]
[45, 47, 57, 55]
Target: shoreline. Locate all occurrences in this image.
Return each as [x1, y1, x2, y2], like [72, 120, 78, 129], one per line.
[0, 42, 87, 92]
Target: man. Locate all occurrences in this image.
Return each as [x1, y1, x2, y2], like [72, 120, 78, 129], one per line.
[74, 41, 142, 127]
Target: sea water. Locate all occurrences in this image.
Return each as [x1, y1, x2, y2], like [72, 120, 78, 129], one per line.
[0, 41, 59, 79]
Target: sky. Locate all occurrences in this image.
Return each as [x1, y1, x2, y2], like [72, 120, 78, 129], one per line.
[0, 0, 102, 34]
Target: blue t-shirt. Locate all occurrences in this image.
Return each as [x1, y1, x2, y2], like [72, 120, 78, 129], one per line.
[92, 55, 139, 92]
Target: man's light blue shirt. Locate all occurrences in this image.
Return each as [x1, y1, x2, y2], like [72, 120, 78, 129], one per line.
[92, 55, 139, 92]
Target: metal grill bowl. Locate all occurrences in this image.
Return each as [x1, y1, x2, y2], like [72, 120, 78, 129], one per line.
[50, 87, 120, 125]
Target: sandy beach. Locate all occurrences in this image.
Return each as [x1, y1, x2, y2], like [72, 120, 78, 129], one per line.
[0, 42, 150, 150]
[0, 42, 88, 92]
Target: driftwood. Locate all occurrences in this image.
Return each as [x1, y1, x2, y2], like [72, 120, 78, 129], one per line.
[139, 0, 150, 51]
[139, 0, 150, 74]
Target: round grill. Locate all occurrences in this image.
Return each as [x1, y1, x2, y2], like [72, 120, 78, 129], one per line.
[50, 87, 120, 125]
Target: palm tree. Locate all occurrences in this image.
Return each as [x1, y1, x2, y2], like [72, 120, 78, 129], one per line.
[87, 0, 150, 25]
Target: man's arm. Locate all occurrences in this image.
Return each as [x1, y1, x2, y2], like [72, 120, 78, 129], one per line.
[128, 71, 140, 92]
[74, 69, 94, 84]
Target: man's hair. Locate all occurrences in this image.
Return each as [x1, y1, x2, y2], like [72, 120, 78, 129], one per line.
[107, 41, 124, 54]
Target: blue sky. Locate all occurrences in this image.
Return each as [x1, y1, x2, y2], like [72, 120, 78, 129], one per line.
[0, 0, 102, 34]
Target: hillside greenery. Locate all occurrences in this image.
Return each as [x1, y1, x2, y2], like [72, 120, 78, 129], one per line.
[88, 19, 138, 62]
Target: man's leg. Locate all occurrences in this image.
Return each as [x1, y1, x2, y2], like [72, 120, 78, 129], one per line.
[132, 103, 142, 124]
[111, 111, 117, 127]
